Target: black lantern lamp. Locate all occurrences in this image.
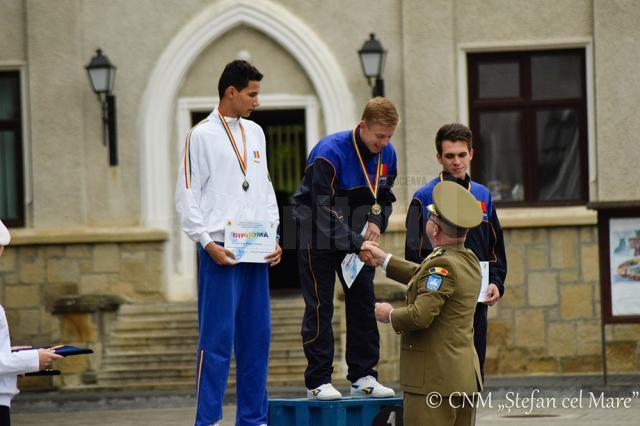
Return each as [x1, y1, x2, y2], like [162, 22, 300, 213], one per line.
[358, 33, 387, 98]
[86, 49, 118, 166]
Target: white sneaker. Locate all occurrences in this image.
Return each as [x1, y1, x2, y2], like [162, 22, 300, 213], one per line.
[307, 383, 342, 400]
[351, 375, 395, 398]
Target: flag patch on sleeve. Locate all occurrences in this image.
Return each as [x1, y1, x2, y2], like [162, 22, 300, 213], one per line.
[428, 267, 448, 276]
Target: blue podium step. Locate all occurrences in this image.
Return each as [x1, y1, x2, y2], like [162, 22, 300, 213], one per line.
[268, 397, 403, 426]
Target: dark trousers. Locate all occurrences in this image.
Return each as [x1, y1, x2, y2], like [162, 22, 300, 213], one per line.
[473, 303, 488, 379]
[0, 405, 10, 426]
[298, 243, 380, 389]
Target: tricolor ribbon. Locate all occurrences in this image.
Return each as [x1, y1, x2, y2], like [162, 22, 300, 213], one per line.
[218, 111, 247, 178]
[352, 128, 381, 203]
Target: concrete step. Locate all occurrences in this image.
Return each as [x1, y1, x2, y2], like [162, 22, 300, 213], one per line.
[107, 337, 334, 351]
[269, 297, 305, 308]
[113, 322, 197, 333]
[103, 350, 195, 365]
[102, 357, 313, 373]
[98, 367, 194, 381]
[64, 380, 197, 392]
[92, 371, 350, 390]
[103, 346, 310, 365]
[103, 359, 195, 370]
[116, 311, 198, 321]
[106, 340, 198, 353]
[96, 367, 311, 385]
[270, 308, 306, 318]
[93, 375, 308, 388]
[117, 298, 304, 314]
[96, 298, 343, 391]
[109, 329, 199, 339]
[106, 333, 320, 349]
[111, 312, 311, 330]
[118, 303, 197, 315]
[117, 311, 198, 321]
[109, 324, 336, 338]
[269, 347, 307, 359]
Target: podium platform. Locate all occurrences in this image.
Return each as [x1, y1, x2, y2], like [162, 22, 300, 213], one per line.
[268, 397, 403, 426]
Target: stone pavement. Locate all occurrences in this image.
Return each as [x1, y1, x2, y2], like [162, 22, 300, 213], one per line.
[12, 399, 640, 425]
[11, 375, 640, 425]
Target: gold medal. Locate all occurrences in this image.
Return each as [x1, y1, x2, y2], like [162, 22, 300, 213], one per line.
[371, 203, 382, 215]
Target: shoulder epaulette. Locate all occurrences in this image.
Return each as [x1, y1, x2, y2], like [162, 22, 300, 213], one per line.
[425, 248, 446, 261]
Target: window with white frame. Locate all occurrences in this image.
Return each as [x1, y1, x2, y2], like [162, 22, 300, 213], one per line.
[468, 49, 588, 206]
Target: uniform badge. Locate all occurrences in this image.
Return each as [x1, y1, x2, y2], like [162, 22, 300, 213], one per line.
[425, 274, 443, 291]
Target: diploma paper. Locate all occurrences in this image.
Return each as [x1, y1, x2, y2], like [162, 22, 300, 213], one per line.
[477, 261, 489, 302]
[341, 223, 369, 289]
[224, 221, 277, 263]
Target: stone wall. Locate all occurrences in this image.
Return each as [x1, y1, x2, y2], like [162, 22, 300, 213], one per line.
[0, 241, 166, 346]
[488, 225, 640, 375]
[374, 223, 640, 381]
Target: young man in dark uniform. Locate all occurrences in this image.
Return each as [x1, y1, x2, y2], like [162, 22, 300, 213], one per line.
[404, 123, 507, 378]
[293, 97, 399, 400]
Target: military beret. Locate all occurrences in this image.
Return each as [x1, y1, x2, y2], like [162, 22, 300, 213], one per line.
[426, 181, 483, 230]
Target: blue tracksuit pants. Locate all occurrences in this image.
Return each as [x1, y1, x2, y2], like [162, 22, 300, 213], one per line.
[195, 244, 270, 426]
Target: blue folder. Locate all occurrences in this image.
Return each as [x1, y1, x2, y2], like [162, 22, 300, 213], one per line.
[12, 345, 93, 376]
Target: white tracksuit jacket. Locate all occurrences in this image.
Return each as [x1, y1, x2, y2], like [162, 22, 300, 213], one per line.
[0, 305, 39, 407]
[175, 107, 279, 247]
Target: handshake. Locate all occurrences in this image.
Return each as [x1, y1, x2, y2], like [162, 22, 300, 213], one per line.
[357, 240, 388, 268]
[357, 241, 395, 323]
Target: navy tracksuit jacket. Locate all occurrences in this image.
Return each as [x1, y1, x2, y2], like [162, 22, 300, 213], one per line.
[405, 171, 507, 378]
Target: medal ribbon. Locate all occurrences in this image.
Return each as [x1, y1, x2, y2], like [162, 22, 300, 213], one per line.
[352, 128, 381, 202]
[218, 111, 247, 178]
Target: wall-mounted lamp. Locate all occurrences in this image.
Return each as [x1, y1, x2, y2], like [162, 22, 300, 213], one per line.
[358, 33, 387, 98]
[85, 49, 118, 166]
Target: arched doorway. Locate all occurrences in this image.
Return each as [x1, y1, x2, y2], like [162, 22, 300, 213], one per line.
[138, 0, 356, 300]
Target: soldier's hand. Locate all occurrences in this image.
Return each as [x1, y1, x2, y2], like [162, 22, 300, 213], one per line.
[375, 302, 393, 323]
[481, 283, 501, 306]
[205, 242, 239, 266]
[364, 222, 381, 243]
[359, 241, 383, 266]
[364, 241, 388, 266]
[358, 248, 377, 266]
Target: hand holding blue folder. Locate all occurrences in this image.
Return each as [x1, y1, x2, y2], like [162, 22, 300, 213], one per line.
[12, 345, 93, 376]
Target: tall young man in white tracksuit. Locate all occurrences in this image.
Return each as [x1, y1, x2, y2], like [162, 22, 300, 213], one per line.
[175, 60, 281, 426]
